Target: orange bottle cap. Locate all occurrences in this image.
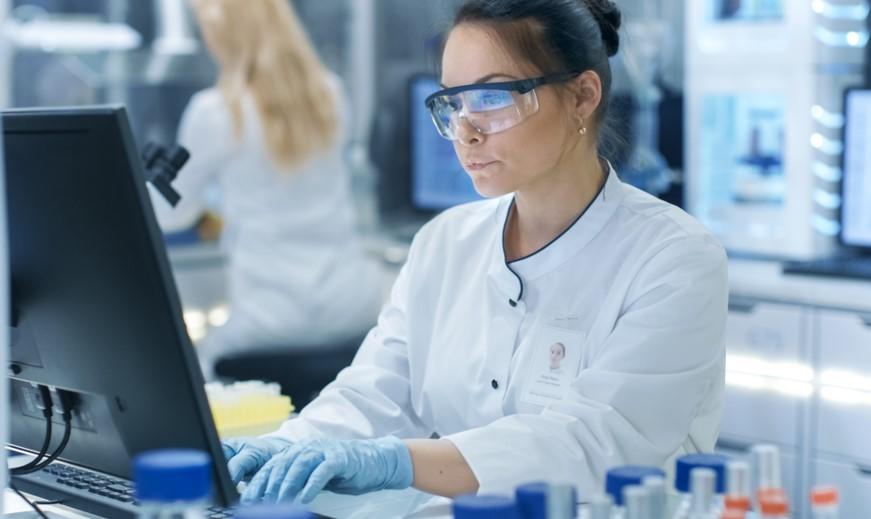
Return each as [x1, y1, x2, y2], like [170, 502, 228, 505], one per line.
[759, 493, 789, 515]
[724, 495, 751, 511]
[811, 485, 839, 506]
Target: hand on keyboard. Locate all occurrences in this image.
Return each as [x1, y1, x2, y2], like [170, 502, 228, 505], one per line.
[222, 437, 293, 485]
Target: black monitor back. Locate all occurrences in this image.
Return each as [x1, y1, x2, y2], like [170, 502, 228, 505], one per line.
[3, 106, 236, 506]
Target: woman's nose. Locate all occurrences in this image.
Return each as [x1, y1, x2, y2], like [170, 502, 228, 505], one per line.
[455, 116, 484, 147]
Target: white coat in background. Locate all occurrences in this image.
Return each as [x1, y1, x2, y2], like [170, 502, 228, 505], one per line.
[265, 167, 729, 495]
[151, 77, 382, 364]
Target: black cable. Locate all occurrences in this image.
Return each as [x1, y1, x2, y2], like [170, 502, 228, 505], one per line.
[10, 419, 52, 473]
[13, 388, 76, 476]
[9, 483, 50, 519]
[11, 385, 54, 475]
[33, 499, 66, 506]
[15, 418, 72, 475]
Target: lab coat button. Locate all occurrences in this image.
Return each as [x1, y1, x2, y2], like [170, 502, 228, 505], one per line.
[491, 379, 499, 389]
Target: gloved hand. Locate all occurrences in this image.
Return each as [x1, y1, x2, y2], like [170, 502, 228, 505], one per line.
[241, 436, 414, 504]
[222, 437, 294, 484]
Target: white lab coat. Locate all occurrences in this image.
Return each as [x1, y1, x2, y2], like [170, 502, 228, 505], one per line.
[151, 78, 382, 363]
[266, 168, 728, 495]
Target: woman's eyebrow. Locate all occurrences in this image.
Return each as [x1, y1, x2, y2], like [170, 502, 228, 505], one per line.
[439, 72, 519, 89]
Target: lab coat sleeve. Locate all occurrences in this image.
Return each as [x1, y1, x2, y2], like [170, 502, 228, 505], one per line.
[264, 235, 434, 442]
[149, 91, 233, 232]
[444, 235, 729, 494]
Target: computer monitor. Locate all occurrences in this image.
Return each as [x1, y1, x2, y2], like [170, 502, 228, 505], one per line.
[408, 74, 482, 212]
[3, 107, 236, 514]
[841, 88, 871, 250]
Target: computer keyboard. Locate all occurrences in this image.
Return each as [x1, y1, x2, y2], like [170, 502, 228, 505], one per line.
[12, 460, 235, 518]
[12, 459, 335, 519]
[782, 256, 871, 281]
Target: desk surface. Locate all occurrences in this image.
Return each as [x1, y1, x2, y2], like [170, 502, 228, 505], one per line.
[4, 487, 454, 519]
[728, 258, 871, 313]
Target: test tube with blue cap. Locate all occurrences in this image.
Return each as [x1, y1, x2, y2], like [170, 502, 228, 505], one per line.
[133, 448, 212, 519]
[515, 481, 577, 518]
[452, 494, 521, 519]
[605, 465, 666, 519]
[671, 453, 728, 519]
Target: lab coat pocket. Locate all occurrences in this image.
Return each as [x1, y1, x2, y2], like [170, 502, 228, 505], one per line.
[519, 325, 586, 407]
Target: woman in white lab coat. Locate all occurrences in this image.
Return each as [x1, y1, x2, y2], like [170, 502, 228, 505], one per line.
[224, 0, 729, 505]
[151, 0, 382, 374]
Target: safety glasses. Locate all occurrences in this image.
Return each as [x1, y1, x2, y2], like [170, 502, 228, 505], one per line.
[424, 72, 579, 141]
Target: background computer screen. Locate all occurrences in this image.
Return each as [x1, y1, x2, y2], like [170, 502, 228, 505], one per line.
[841, 89, 871, 249]
[409, 75, 482, 212]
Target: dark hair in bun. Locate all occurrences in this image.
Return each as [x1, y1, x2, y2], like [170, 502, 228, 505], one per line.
[449, 0, 623, 150]
[584, 0, 622, 57]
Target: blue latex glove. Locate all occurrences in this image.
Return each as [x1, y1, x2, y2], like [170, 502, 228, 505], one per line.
[241, 436, 414, 504]
[222, 437, 294, 484]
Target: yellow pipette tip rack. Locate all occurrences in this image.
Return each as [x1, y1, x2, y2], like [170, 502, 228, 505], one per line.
[206, 380, 295, 439]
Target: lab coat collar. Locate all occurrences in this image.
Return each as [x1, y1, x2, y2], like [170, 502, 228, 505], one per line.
[487, 164, 625, 303]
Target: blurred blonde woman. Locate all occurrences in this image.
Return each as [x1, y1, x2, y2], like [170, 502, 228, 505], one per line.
[152, 0, 382, 377]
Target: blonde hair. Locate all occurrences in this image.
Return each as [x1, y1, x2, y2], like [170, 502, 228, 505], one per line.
[191, 0, 338, 168]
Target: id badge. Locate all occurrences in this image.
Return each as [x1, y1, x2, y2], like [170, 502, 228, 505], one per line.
[520, 325, 585, 407]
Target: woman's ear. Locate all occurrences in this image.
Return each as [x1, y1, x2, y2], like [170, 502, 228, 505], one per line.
[570, 71, 603, 123]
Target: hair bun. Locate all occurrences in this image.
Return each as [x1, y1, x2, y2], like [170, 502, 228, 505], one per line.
[584, 0, 622, 57]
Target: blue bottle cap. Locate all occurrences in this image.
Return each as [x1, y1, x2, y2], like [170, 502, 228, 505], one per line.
[453, 495, 520, 519]
[515, 482, 578, 519]
[234, 504, 314, 519]
[605, 466, 665, 507]
[675, 453, 728, 493]
[134, 449, 212, 503]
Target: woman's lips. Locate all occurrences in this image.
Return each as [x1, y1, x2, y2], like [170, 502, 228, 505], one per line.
[465, 160, 497, 171]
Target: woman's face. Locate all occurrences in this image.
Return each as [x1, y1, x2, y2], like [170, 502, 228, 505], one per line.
[549, 343, 565, 369]
[440, 24, 576, 198]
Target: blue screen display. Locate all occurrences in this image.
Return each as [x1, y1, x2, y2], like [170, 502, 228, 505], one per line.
[409, 76, 483, 211]
[842, 90, 871, 248]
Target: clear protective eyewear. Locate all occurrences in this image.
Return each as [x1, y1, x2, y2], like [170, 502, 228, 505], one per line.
[424, 72, 580, 141]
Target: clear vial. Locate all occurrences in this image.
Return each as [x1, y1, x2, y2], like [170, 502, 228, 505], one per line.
[643, 475, 666, 519]
[672, 454, 727, 519]
[688, 468, 718, 519]
[623, 485, 652, 519]
[724, 461, 751, 513]
[587, 494, 612, 519]
[751, 444, 783, 505]
[606, 466, 666, 519]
